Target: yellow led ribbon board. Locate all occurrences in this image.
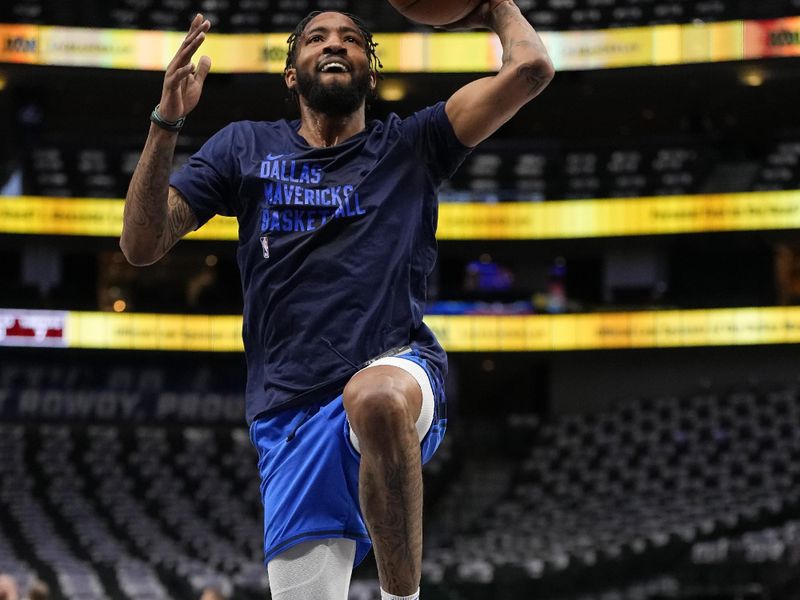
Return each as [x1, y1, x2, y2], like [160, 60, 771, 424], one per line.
[2, 191, 800, 240]
[1, 308, 800, 352]
[1, 17, 799, 72]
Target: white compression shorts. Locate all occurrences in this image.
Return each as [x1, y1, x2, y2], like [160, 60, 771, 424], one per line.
[348, 355, 436, 454]
[268, 538, 356, 600]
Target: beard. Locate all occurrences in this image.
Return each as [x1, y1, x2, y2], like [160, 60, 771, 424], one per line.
[295, 65, 371, 116]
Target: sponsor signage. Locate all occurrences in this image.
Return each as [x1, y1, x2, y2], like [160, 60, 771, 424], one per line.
[1, 307, 800, 353]
[1, 17, 799, 73]
[426, 308, 800, 351]
[0, 24, 38, 64]
[0, 310, 67, 348]
[0, 196, 124, 236]
[3, 191, 800, 240]
[0, 389, 245, 424]
[437, 191, 800, 239]
[744, 16, 800, 58]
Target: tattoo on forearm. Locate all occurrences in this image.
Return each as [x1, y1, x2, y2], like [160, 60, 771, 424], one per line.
[161, 191, 195, 254]
[503, 39, 537, 66]
[122, 128, 189, 259]
[126, 143, 172, 231]
[518, 63, 549, 95]
[490, 1, 521, 30]
[492, 1, 553, 96]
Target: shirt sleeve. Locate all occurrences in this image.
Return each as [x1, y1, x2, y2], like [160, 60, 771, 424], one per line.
[399, 101, 473, 184]
[169, 123, 240, 228]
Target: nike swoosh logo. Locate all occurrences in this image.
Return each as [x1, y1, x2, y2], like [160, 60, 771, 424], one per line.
[265, 153, 286, 160]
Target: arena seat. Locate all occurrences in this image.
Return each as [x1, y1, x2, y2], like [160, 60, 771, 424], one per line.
[1, 0, 797, 32]
[444, 140, 709, 201]
[0, 353, 463, 599]
[27, 147, 74, 197]
[6, 0, 45, 22]
[22, 136, 800, 202]
[3, 361, 799, 597]
[754, 141, 800, 192]
[0, 426, 37, 597]
[422, 383, 800, 591]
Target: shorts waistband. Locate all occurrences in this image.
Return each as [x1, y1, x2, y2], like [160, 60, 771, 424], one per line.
[251, 345, 416, 423]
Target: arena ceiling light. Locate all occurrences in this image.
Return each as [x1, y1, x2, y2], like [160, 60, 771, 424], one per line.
[378, 78, 407, 101]
[740, 67, 766, 87]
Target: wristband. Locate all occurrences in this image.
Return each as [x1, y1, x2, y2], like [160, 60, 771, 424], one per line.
[150, 104, 185, 132]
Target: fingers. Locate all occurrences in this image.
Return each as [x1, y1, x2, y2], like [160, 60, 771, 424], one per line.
[165, 62, 192, 90]
[185, 12, 211, 40]
[175, 56, 211, 85]
[161, 14, 211, 114]
[195, 56, 212, 83]
[169, 14, 211, 72]
[188, 12, 203, 32]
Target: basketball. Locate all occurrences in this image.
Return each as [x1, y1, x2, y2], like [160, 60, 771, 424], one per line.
[388, 0, 485, 26]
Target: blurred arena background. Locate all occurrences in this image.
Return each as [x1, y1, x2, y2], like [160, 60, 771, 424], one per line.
[2, 1, 800, 599]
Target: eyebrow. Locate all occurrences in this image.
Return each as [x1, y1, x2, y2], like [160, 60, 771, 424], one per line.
[304, 25, 364, 41]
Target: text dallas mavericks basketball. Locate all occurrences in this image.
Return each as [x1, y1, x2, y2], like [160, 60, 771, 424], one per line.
[259, 153, 367, 257]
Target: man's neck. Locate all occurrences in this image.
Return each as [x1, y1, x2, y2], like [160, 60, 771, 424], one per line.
[297, 103, 367, 148]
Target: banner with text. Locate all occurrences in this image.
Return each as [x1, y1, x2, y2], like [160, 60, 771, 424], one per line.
[2, 16, 799, 73]
[0, 388, 245, 424]
[3, 191, 800, 240]
[2, 307, 800, 353]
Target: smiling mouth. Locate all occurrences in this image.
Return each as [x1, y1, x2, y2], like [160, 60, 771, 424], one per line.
[319, 62, 350, 73]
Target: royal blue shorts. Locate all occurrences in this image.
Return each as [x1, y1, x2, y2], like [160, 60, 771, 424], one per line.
[249, 349, 447, 566]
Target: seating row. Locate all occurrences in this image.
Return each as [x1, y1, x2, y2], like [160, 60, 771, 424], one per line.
[423, 384, 800, 595]
[19, 139, 800, 201]
[4, 0, 799, 32]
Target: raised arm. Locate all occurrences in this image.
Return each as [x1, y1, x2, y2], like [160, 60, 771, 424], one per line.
[120, 13, 212, 266]
[444, 0, 554, 148]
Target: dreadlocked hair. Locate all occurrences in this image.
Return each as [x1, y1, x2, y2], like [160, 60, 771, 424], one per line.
[284, 11, 383, 106]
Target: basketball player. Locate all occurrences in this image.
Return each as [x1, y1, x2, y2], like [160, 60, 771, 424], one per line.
[120, 3, 553, 599]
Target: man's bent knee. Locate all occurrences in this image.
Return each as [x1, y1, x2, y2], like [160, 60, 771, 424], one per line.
[343, 368, 421, 444]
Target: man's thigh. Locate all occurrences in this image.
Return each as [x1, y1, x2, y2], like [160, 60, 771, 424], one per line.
[250, 401, 371, 566]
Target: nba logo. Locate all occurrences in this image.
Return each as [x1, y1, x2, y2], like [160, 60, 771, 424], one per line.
[260, 235, 270, 259]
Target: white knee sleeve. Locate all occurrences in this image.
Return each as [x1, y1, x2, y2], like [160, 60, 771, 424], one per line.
[349, 357, 435, 454]
[267, 538, 356, 600]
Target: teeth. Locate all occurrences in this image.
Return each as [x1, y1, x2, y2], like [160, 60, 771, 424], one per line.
[321, 62, 348, 72]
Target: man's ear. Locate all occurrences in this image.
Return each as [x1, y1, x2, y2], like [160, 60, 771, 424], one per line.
[369, 70, 377, 91]
[285, 67, 297, 91]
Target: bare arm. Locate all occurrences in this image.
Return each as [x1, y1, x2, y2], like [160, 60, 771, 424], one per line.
[120, 13, 212, 266]
[444, 0, 555, 148]
[121, 128, 198, 266]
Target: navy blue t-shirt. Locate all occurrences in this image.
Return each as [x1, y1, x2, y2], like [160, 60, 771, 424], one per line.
[170, 101, 471, 423]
